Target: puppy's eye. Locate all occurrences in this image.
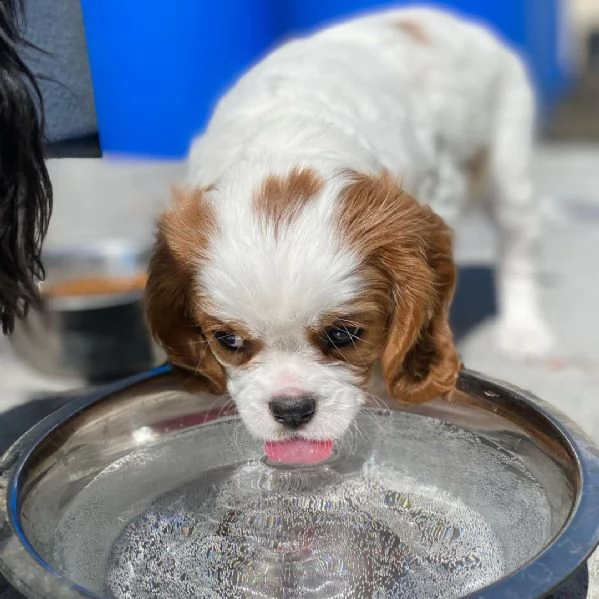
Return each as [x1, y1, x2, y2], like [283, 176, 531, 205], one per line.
[322, 326, 363, 349]
[214, 331, 245, 350]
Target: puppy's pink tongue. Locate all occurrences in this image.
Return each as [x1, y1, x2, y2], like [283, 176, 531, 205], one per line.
[265, 439, 333, 465]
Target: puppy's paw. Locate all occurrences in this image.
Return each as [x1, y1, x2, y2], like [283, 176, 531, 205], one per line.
[495, 316, 555, 359]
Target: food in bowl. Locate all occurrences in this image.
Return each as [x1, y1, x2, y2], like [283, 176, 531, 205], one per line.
[41, 273, 148, 299]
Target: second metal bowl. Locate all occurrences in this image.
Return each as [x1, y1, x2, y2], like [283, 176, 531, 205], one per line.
[10, 242, 164, 381]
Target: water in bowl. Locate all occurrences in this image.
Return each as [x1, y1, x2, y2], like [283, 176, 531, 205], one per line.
[50, 411, 555, 599]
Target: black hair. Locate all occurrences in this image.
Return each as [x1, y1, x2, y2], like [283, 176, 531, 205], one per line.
[0, 0, 52, 333]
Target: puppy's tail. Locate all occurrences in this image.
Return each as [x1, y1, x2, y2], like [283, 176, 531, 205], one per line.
[0, 0, 53, 334]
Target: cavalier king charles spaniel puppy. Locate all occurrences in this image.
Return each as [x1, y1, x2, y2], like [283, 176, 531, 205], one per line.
[146, 7, 553, 464]
[0, 0, 52, 335]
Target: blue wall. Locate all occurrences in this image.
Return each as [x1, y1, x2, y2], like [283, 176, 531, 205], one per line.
[81, 0, 276, 157]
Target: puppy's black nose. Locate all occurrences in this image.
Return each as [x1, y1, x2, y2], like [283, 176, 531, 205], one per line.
[269, 395, 316, 429]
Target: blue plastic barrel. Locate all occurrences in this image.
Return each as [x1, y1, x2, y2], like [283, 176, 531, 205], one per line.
[276, 0, 572, 117]
[80, 1, 276, 158]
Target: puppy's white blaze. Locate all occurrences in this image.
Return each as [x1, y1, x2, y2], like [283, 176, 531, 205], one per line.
[196, 170, 368, 442]
[200, 176, 362, 332]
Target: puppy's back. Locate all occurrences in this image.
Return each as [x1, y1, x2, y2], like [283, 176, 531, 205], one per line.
[188, 7, 524, 189]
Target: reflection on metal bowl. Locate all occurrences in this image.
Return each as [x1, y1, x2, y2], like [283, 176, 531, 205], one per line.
[0, 368, 598, 598]
[10, 242, 164, 381]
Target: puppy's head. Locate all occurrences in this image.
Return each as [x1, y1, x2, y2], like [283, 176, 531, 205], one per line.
[146, 168, 460, 462]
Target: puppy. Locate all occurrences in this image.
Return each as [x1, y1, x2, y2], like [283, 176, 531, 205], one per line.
[0, 0, 53, 334]
[146, 7, 552, 463]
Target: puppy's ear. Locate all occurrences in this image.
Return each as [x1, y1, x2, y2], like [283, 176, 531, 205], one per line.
[340, 171, 461, 403]
[380, 188, 461, 404]
[380, 216, 461, 403]
[145, 187, 226, 394]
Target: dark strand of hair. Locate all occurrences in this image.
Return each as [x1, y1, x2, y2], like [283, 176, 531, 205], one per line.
[0, 0, 53, 333]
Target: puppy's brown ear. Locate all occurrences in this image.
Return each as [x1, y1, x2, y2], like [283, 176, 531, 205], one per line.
[380, 212, 461, 403]
[145, 187, 226, 394]
[340, 171, 461, 403]
[380, 194, 461, 403]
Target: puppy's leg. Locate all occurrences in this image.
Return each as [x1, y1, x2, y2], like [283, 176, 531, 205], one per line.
[488, 54, 554, 358]
[427, 152, 469, 226]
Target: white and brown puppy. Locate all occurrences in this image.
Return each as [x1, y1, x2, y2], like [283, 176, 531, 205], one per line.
[146, 7, 553, 464]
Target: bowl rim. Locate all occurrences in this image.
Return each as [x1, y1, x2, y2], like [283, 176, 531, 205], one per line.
[1, 366, 599, 599]
[36, 241, 151, 312]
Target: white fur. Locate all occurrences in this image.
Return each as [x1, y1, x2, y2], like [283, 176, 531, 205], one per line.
[200, 168, 366, 441]
[200, 169, 361, 330]
[185, 6, 554, 440]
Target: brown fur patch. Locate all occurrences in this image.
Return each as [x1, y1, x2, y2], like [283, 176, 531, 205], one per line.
[396, 18, 430, 45]
[253, 167, 323, 238]
[464, 147, 489, 197]
[337, 170, 461, 404]
[145, 187, 227, 394]
[163, 186, 218, 263]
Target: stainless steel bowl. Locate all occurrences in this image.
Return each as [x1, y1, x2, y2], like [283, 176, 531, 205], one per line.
[1, 368, 599, 598]
[10, 242, 165, 381]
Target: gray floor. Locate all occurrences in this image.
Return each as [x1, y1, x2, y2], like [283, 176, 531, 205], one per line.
[457, 144, 599, 445]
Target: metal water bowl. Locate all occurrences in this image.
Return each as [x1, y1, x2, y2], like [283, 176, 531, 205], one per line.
[0, 368, 598, 598]
[10, 242, 164, 381]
